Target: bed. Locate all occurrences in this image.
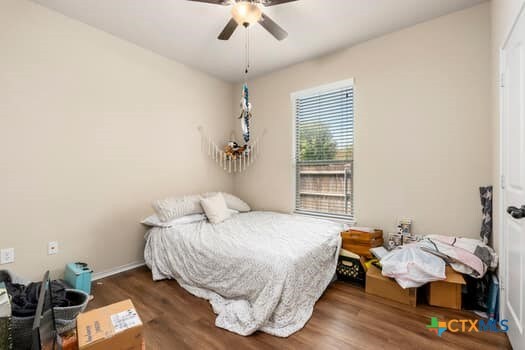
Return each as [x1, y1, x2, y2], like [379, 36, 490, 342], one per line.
[144, 211, 343, 337]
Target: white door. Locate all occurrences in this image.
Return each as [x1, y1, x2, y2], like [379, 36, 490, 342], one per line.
[502, 4, 525, 350]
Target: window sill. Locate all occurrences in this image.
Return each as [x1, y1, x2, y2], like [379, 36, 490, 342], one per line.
[293, 211, 356, 227]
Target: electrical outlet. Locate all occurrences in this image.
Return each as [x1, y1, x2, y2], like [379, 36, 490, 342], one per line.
[48, 241, 59, 255]
[0, 248, 15, 264]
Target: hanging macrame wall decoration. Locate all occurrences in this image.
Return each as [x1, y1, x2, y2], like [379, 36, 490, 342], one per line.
[198, 126, 264, 174]
[199, 25, 265, 174]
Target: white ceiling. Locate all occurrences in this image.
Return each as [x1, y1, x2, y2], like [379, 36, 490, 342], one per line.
[32, 0, 485, 82]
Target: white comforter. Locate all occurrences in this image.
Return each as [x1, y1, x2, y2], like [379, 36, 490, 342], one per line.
[144, 211, 343, 337]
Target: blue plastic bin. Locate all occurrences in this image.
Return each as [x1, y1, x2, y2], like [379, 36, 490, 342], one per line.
[64, 263, 92, 294]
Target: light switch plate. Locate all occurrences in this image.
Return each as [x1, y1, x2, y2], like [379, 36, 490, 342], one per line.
[0, 248, 15, 264]
[48, 241, 59, 255]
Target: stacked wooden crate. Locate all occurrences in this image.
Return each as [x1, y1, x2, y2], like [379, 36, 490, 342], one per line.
[340, 228, 384, 259]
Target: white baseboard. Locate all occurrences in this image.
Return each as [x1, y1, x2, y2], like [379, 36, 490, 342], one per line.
[92, 260, 146, 281]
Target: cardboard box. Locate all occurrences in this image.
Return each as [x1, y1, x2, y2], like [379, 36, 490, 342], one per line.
[77, 299, 143, 350]
[365, 265, 417, 306]
[427, 266, 466, 310]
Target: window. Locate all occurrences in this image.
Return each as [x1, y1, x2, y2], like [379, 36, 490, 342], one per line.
[292, 80, 354, 220]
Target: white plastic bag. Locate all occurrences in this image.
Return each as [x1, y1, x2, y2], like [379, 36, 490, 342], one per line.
[381, 243, 446, 288]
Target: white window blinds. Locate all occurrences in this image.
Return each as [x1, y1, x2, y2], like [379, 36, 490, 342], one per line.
[294, 84, 354, 219]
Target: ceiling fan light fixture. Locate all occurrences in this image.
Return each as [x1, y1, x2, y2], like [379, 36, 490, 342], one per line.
[231, 1, 262, 26]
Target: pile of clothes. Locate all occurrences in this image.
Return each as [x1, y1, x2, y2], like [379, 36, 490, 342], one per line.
[0, 271, 70, 317]
[380, 235, 498, 288]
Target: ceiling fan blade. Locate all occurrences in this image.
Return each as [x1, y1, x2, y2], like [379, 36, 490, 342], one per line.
[263, 0, 298, 6]
[218, 18, 238, 40]
[259, 13, 288, 41]
[187, 0, 229, 5]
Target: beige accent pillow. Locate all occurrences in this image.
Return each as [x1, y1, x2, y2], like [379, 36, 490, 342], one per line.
[202, 192, 250, 212]
[152, 194, 203, 222]
[200, 193, 231, 224]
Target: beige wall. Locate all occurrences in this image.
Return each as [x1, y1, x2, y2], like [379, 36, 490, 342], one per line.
[0, 0, 496, 281]
[233, 3, 492, 238]
[490, 0, 524, 253]
[0, 0, 234, 280]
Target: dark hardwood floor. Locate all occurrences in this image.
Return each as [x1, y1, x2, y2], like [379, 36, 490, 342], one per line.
[88, 266, 511, 350]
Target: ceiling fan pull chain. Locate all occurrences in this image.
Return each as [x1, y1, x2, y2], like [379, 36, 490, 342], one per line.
[244, 27, 250, 78]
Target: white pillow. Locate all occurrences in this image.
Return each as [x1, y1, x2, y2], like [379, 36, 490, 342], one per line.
[152, 194, 203, 222]
[141, 213, 206, 228]
[202, 192, 250, 212]
[200, 193, 231, 224]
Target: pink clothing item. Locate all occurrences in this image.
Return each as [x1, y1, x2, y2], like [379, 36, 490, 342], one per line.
[427, 235, 486, 277]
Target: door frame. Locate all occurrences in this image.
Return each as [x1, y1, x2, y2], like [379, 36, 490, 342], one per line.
[499, 0, 525, 324]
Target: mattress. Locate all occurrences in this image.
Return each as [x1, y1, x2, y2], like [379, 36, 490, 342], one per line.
[144, 211, 343, 337]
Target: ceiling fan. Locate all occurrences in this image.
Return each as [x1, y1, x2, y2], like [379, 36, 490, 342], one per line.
[188, 0, 297, 41]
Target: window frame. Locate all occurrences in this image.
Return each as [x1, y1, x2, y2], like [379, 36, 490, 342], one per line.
[290, 78, 356, 223]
